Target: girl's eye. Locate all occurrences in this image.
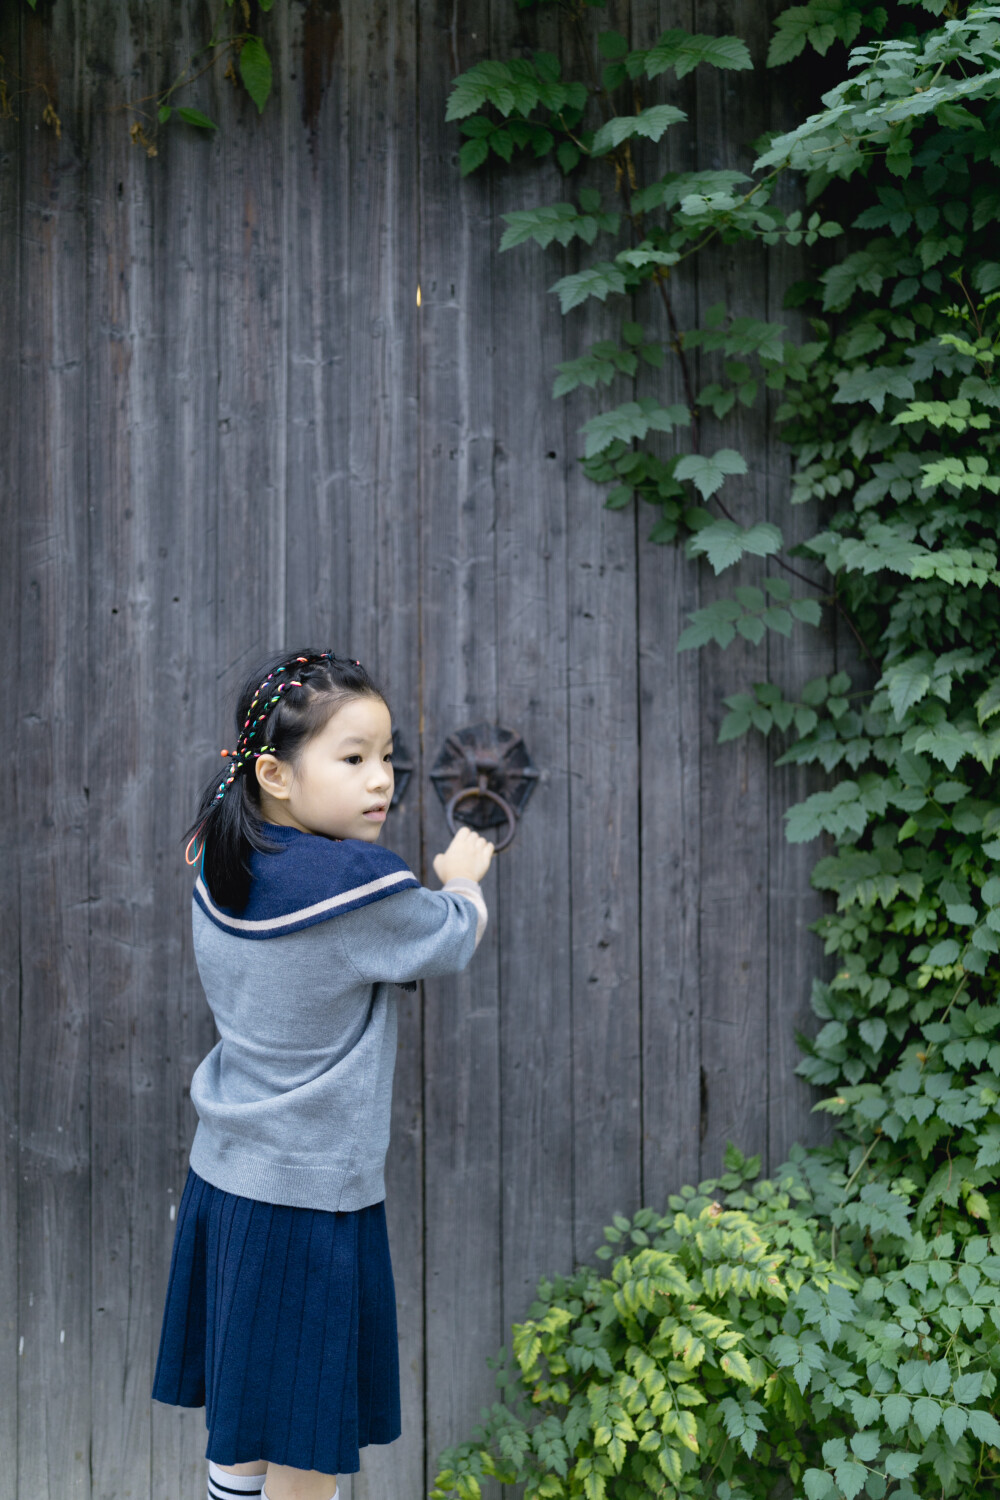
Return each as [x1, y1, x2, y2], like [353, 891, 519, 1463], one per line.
[384, 752, 394, 763]
[345, 754, 363, 764]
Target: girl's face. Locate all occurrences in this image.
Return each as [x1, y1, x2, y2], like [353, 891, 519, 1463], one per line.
[254, 693, 395, 843]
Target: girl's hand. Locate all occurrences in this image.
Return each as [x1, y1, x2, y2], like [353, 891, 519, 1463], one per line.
[433, 825, 495, 885]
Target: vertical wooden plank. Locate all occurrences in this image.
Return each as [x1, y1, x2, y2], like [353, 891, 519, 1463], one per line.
[16, 4, 92, 1496]
[284, 0, 352, 650]
[636, 0, 703, 1207]
[762, 9, 836, 1170]
[562, 0, 644, 1263]
[84, 9, 165, 1495]
[148, 11, 230, 1500]
[417, 3, 503, 1488]
[0, 8, 22, 1496]
[342, 3, 424, 1497]
[692, 0, 773, 1179]
[143, 16, 227, 1500]
[489, 5, 576, 1332]
[215, 6, 287, 665]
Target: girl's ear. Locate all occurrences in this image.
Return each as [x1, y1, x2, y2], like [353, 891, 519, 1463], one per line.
[255, 753, 290, 801]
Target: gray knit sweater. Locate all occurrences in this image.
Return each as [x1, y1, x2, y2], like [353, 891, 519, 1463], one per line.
[188, 869, 487, 1211]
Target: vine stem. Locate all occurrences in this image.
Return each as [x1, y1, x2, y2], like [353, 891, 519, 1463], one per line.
[830, 1133, 881, 1259]
[652, 270, 701, 452]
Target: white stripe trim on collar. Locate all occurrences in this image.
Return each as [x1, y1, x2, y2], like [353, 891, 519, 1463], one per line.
[194, 868, 414, 934]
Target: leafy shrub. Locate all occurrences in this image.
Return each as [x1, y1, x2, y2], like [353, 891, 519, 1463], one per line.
[431, 1148, 1000, 1500]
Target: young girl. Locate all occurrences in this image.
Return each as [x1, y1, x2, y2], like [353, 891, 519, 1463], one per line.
[152, 649, 494, 1500]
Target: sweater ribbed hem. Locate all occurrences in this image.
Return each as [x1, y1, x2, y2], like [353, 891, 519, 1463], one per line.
[189, 1130, 386, 1213]
[442, 876, 488, 946]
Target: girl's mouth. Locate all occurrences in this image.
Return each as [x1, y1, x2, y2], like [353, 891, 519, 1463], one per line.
[363, 807, 387, 821]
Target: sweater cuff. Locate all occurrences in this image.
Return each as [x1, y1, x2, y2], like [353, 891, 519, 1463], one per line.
[442, 876, 488, 948]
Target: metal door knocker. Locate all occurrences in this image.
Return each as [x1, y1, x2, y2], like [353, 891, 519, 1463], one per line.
[430, 724, 538, 851]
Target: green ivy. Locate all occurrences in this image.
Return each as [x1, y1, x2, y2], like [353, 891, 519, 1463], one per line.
[434, 3, 1000, 1498]
[12, 0, 279, 149]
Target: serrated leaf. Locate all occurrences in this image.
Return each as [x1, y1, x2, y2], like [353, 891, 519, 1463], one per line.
[688, 519, 783, 574]
[550, 263, 627, 313]
[912, 1396, 941, 1437]
[581, 400, 690, 459]
[592, 104, 687, 154]
[239, 35, 272, 114]
[968, 1407, 1000, 1445]
[645, 30, 752, 80]
[675, 449, 748, 500]
[881, 1394, 911, 1432]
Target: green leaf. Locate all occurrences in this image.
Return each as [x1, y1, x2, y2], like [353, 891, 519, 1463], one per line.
[953, 1371, 984, 1403]
[549, 262, 628, 313]
[912, 1397, 941, 1438]
[881, 1394, 911, 1432]
[459, 138, 489, 175]
[968, 1408, 1000, 1445]
[597, 30, 629, 59]
[803, 1469, 836, 1500]
[849, 1432, 880, 1462]
[976, 678, 1000, 726]
[177, 107, 219, 130]
[883, 652, 935, 721]
[942, 1405, 967, 1444]
[158, 104, 172, 124]
[239, 35, 272, 114]
[500, 203, 620, 251]
[592, 104, 687, 154]
[687, 520, 783, 574]
[644, 30, 752, 80]
[675, 449, 748, 499]
[884, 1452, 919, 1479]
[580, 401, 690, 459]
[833, 365, 917, 414]
[834, 1461, 866, 1500]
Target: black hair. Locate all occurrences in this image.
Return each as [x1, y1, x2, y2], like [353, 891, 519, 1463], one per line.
[183, 648, 389, 912]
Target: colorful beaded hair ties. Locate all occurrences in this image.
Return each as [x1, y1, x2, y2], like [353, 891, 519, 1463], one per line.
[184, 652, 365, 865]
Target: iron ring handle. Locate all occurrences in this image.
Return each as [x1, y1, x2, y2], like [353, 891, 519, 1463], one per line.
[445, 786, 518, 852]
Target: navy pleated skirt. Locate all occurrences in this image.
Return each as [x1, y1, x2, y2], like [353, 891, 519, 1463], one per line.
[152, 1167, 401, 1472]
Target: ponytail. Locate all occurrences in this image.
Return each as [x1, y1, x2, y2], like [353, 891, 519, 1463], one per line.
[183, 648, 388, 912]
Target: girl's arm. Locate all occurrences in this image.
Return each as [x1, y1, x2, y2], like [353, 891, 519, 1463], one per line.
[331, 878, 487, 986]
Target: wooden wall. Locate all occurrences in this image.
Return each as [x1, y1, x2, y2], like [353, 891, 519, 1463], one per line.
[0, 3, 837, 1497]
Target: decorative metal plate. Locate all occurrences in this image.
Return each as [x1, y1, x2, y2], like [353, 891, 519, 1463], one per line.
[429, 723, 538, 842]
[389, 726, 413, 808]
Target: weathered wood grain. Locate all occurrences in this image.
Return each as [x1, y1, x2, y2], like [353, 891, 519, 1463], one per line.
[143, 15, 230, 1500]
[487, 0, 577, 1349]
[0, 8, 22, 1496]
[283, 0, 352, 655]
[16, 7, 91, 1497]
[692, 0, 774, 1180]
[417, 5, 504, 1493]
[340, 4, 423, 1497]
[562, 1, 645, 1264]
[762, 0, 836, 1168]
[85, 4, 163, 1492]
[636, 0, 704, 1206]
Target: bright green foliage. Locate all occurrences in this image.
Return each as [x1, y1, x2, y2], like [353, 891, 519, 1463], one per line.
[431, 1147, 1000, 1500]
[441, 3, 1000, 1498]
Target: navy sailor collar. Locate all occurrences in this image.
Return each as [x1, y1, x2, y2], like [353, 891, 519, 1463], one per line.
[193, 822, 420, 940]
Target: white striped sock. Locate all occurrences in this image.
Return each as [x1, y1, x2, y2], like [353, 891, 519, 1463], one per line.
[208, 1461, 266, 1500]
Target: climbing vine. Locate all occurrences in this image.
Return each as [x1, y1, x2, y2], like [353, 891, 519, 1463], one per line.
[8, 0, 279, 153]
[432, 4, 1000, 1500]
